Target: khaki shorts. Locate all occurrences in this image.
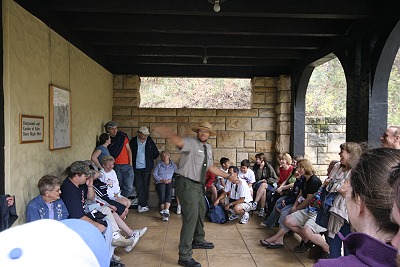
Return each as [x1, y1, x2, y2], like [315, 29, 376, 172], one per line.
[292, 209, 327, 234]
[237, 202, 252, 212]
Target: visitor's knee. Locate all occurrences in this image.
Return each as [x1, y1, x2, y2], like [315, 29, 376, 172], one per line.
[283, 215, 295, 228]
[233, 205, 243, 214]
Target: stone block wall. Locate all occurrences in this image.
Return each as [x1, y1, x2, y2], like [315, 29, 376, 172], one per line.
[112, 75, 291, 207]
[305, 116, 346, 176]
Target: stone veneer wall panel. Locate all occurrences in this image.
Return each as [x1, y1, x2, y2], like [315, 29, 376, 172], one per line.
[305, 116, 346, 176]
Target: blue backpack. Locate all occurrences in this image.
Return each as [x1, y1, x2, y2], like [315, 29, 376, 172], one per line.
[204, 196, 228, 224]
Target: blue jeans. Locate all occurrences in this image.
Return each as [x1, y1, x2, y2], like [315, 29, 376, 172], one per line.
[114, 164, 134, 197]
[156, 182, 173, 206]
[328, 222, 351, 258]
[277, 204, 293, 232]
[264, 196, 287, 227]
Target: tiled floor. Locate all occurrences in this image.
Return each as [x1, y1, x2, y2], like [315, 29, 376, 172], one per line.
[114, 209, 315, 267]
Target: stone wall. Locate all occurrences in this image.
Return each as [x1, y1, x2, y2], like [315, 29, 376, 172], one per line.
[112, 75, 291, 207]
[304, 117, 346, 176]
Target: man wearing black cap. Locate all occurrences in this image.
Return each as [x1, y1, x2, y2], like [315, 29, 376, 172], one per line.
[154, 122, 231, 267]
[104, 121, 135, 198]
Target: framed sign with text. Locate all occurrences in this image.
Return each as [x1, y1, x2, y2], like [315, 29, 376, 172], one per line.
[19, 115, 44, 143]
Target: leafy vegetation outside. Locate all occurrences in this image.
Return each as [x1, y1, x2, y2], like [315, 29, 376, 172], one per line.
[140, 77, 251, 109]
[388, 49, 400, 126]
[306, 58, 346, 117]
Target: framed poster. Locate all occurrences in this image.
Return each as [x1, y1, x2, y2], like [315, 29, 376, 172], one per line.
[19, 115, 44, 143]
[49, 85, 71, 150]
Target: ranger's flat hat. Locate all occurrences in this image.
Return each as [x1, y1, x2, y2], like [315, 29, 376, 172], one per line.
[191, 122, 216, 136]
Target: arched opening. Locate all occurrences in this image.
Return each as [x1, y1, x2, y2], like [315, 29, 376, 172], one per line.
[388, 48, 400, 126]
[305, 58, 346, 176]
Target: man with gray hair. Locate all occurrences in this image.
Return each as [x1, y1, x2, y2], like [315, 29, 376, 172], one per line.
[381, 126, 400, 149]
[104, 121, 135, 198]
[129, 126, 159, 213]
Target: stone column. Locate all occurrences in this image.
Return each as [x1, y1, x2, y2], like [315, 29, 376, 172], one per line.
[250, 77, 278, 162]
[112, 75, 141, 137]
[275, 75, 291, 154]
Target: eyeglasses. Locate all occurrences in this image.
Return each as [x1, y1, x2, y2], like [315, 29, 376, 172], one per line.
[50, 188, 61, 193]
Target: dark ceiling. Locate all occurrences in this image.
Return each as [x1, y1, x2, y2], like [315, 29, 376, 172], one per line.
[14, 0, 400, 78]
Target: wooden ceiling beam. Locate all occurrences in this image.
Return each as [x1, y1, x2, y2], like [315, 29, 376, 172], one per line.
[99, 46, 309, 59]
[105, 55, 296, 66]
[81, 32, 328, 49]
[109, 64, 290, 78]
[67, 13, 352, 37]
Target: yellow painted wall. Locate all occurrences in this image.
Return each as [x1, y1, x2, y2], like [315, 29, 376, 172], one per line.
[2, 0, 113, 224]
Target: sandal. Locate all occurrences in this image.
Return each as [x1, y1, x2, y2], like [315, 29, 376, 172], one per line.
[266, 243, 284, 249]
[259, 239, 271, 246]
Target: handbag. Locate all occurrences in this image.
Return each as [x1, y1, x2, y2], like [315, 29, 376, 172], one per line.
[315, 187, 336, 228]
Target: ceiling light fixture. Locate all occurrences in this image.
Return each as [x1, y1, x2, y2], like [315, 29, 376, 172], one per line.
[208, 0, 226, 13]
[213, 0, 220, 12]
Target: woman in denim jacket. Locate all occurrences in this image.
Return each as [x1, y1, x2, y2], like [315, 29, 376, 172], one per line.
[26, 175, 69, 222]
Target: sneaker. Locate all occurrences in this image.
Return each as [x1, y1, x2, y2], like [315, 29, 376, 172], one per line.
[112, 254, 121, 261]
[110, 258, 125, 267]
[240, 212, 249, 224]
[160, 210, 165, 215]
[294, 240, 313, 253]
[138, 205, 149, 213]
[228, 213, 240, 221]
[308, 245, 324, 259]
[250, 201, 258, 211]
[162, 211, 170, 221]
[112, 235, 134, 247]
[258, 208, 265, 217]
[176, 205, 182, 215]
[131, 197, 138, 206]
[132, 227, 147, 238]
[124, 234, 140, 253]
[259, 222, 267, 228]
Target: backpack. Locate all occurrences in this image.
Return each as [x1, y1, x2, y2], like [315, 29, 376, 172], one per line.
[204, 196, 228, 224]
